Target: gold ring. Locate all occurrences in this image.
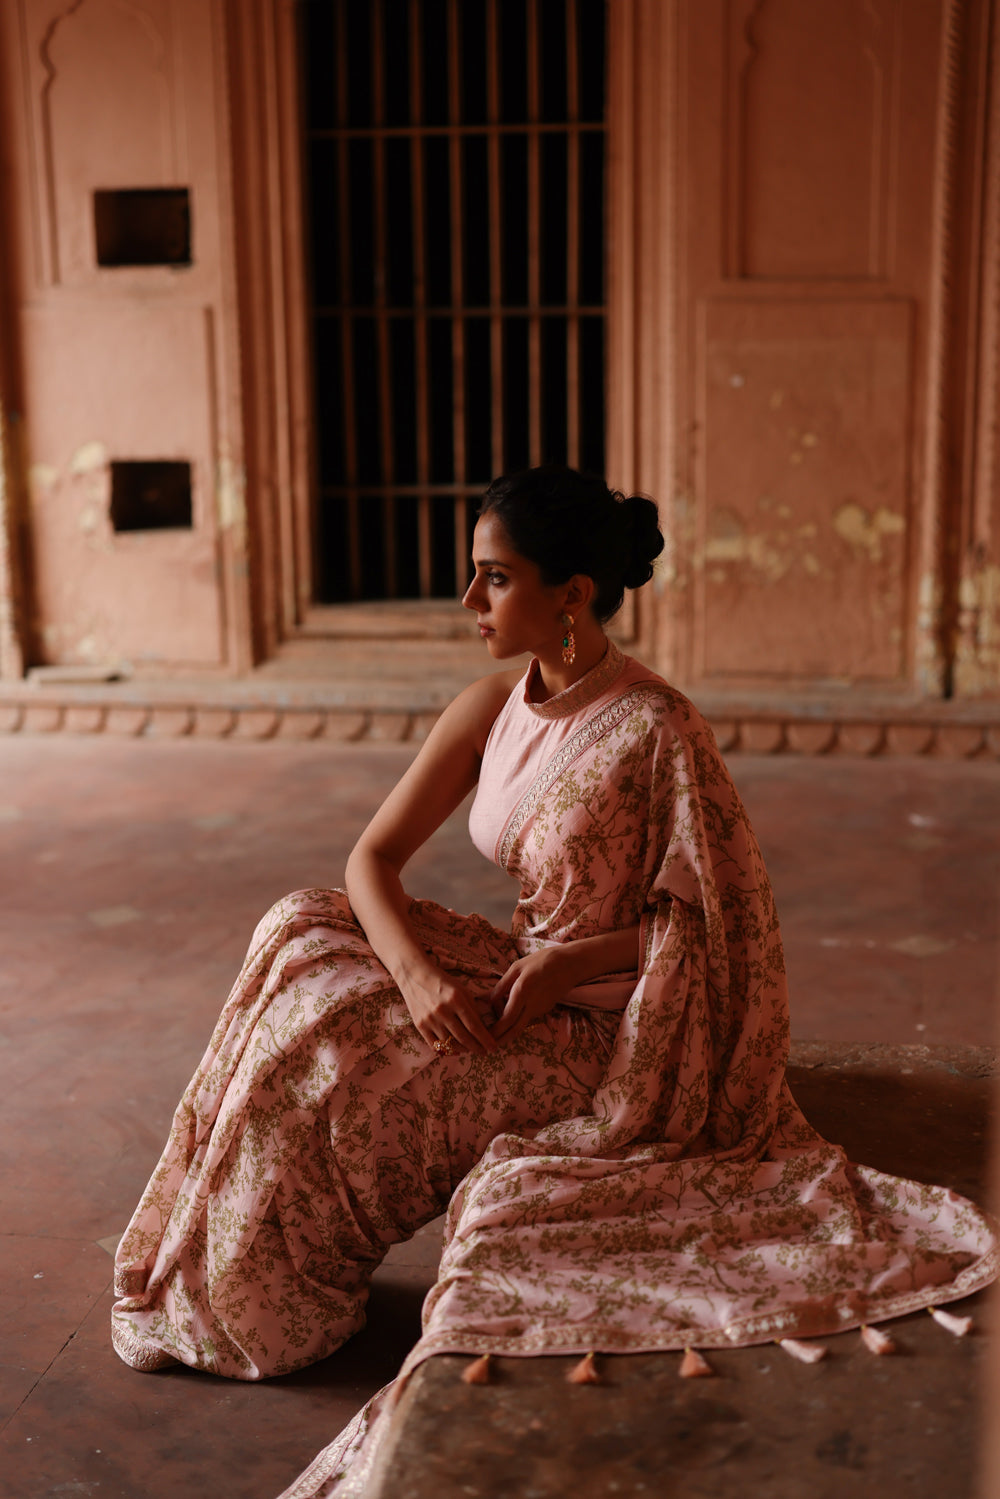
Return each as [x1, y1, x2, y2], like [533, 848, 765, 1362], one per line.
[433, 1038, 452, 1056]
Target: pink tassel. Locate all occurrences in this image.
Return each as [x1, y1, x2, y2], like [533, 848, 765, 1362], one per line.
[778, 1337, 828, 1365]
[860, 1324, 896, 1355]
[566, 1351, 602, 1384]
[461, 1353, 493, 1384]
[679, 1346, 714, 1378]
[928, 1306, 973, 1337]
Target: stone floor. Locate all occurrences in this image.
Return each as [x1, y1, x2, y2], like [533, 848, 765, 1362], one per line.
[0, 736, 997, 1498]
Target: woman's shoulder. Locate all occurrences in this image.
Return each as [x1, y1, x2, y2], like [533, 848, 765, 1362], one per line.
[457, 666, 524, 717]
[615, 657, 719, 743]
[439, 666, 525, 756]
[616, 655, 695, 714]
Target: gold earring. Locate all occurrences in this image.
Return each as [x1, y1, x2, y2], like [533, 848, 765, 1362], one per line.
[560, 613, 576, 666]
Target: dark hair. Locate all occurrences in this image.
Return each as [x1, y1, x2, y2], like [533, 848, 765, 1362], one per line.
[478, 466, 664, 623]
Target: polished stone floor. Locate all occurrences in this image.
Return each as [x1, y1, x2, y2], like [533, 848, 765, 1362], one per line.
[0, 737, 997, 1498]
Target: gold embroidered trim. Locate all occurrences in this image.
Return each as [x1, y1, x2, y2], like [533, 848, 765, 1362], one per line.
[497, 684, 666, 871]
[525, 640, 627, 719]
[114, 1266, 145, 1297]
[111, 1317, 178, 1371]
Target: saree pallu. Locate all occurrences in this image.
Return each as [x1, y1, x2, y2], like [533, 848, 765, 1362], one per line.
[413, 669, 999, 1361]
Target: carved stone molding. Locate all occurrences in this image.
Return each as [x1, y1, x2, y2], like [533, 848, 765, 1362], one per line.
[222, 0, 314, 655]
[917, 0, 966, 696]
[0, 687, 997, 756]
[953, 0, 1000, 697]
[0, 404, 27, 680]
[606, 0, 680, 668]
[726, 0, 896, 280]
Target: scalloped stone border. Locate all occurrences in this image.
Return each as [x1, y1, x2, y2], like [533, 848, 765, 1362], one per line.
[0, 697, 998, 757]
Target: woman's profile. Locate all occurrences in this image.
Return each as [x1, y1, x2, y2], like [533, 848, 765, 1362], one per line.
[111, 467, 997, 1492]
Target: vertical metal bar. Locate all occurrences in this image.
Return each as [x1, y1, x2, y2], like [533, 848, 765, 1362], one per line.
[448, 0, 468, 592]
[371, 0, 397, 596]
[411, 0, 433, 598]
[487, 0, 504, 478]
[566, 0, 581, 470]
[527, 0, 542, 466]
[335, 1, 362, 596]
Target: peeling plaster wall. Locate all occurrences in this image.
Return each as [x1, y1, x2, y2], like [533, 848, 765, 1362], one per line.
[0, 0, 249, 673]
[696, 300, 913, 682]
[955, 563, 1000, 695]
[625, 0, 1000, 700]
[0, 0, 997, 699]
[0, 400, 26, 680]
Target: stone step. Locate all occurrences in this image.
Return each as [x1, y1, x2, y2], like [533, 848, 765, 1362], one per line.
[367, 1043, 997, 1499]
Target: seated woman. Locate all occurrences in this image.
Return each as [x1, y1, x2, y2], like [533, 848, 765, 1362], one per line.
[112, 468, 996, 1474]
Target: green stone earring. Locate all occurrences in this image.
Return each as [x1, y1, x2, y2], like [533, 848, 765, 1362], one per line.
[560, 613, 576, 666]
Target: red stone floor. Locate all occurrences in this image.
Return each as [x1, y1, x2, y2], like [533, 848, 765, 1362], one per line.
[0, 737, 997, 1498]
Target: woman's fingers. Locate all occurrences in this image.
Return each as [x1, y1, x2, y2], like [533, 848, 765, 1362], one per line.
[404, 967, 500, 1055]
[491, 977, 529, 1042]
[487, 961, 520, 1005]
[451, 1004, 498, 1053]
[490, 952, 571, 1043]
[424, 1001, 498, 1056]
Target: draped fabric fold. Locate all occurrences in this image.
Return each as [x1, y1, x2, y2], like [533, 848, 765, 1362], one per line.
[402, 662, 996, 1367]
[111, 644, 996, 1492]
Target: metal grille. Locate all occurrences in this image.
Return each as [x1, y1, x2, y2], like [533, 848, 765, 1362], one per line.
[303, 0, 606, 602]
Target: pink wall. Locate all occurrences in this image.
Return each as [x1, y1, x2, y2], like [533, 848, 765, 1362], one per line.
[0, 0, 251, 675]
[0, 0, 997, 701]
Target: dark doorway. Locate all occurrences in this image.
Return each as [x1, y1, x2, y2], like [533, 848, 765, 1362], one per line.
[302, 0, 606, 603]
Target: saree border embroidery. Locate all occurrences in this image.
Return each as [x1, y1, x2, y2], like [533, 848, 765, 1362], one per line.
[497, 682, 668, 871]
[525, 639, 627, 720]
[398, 1245, 1000, 1369]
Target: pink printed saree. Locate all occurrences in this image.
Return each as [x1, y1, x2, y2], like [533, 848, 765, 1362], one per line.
[272, 645, 997, 1498]
[112, 644, 996, 1448]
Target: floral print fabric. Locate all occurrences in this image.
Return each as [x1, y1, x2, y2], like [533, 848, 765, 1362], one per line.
[113, 646, 997, 1411]
[410, 666, 997, 1363]
[111, 892, 620, 1379]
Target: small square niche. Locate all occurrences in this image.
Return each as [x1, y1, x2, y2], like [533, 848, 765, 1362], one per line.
[110, 461, 193, 532]
[94, 188, 191, 267]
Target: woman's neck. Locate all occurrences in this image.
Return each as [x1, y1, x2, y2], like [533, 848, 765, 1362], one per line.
[530, 625, 609, 702]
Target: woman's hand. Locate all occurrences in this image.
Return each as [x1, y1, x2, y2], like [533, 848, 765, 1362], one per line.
[489, 926, 642, 1046]
[488, 945, 585, 1045]
[401, 964, 498, 1057]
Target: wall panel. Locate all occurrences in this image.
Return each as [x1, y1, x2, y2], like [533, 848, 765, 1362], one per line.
[0, 0, 250, 673]
[728, 0, 896, 280]
[697, 298, 912, 681]
[639, 0, 956, 694]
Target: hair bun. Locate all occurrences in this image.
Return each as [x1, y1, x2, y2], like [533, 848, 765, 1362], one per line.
[479, 467, 665, 623]
[619, 493, 664, 589]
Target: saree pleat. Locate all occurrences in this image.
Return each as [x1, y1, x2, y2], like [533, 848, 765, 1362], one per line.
[111, 890, 619, 1379]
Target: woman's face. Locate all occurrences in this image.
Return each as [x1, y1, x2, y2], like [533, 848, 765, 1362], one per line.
[462, 511, 568, 660]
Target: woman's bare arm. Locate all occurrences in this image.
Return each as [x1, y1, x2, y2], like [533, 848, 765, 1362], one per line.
[346, 669, 520, 1054]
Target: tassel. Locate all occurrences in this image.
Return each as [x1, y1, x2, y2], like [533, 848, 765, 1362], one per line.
[566, 1351, 602, 1384]
[777, 1337, 828, 1365]
[679, 1346, 714, 1378]
[461, 1353, 493, 1384]
[928, 1306, 973, 1338]
[860, 1324, 896, 1355]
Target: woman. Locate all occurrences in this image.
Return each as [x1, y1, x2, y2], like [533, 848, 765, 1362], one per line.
[112, 468, 995, 1406]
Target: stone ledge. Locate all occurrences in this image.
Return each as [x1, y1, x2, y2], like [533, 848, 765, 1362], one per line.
[0, 692, 999, 754]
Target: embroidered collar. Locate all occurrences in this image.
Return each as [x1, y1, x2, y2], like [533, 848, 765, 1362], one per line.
[524, 639, 627, 719]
